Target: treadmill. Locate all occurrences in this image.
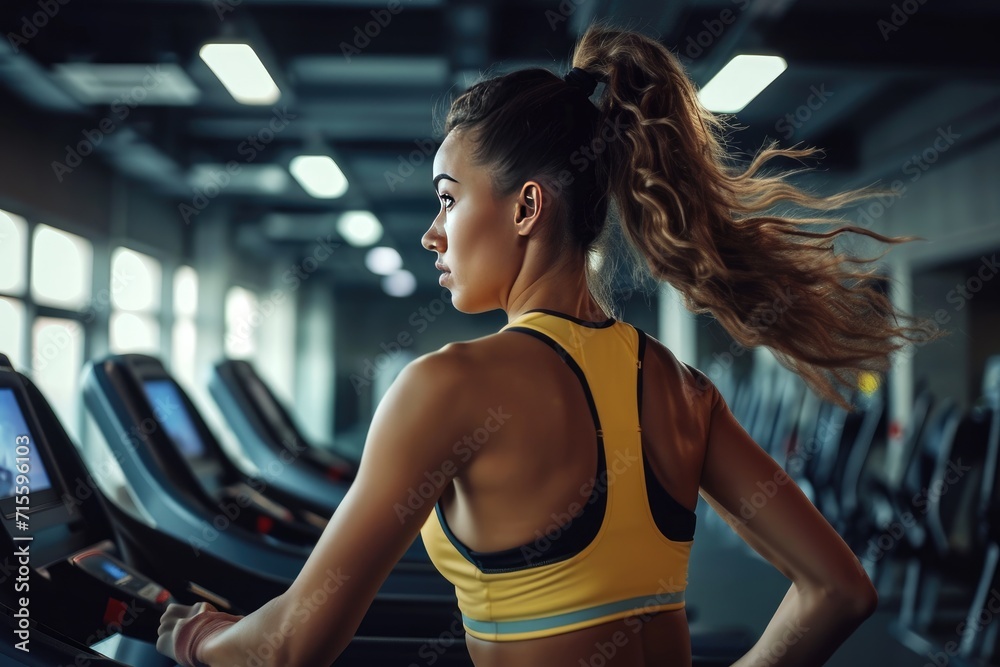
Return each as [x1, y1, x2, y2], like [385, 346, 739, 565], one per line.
[209, 358, 359, 514]
[82, 353, 465, 638]
[0, 353, 473, 665]
[89, 354, 433, 563]
[0, 353, 194, 665]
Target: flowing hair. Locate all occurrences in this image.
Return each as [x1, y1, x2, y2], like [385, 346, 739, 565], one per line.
[437, 19, 947, 411]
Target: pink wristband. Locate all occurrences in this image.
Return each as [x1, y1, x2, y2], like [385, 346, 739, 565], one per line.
[174, 610, 243, 667]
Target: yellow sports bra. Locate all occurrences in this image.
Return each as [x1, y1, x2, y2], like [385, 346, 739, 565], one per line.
[420, 309, 697, 642]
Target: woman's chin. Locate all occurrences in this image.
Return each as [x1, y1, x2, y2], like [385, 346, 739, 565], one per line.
[450, 296, 475, 314]
[448, 291, 492, 315]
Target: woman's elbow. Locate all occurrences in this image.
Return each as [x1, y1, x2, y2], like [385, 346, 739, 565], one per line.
[825, 574, 878, 620]
[850, 577, 879, 619]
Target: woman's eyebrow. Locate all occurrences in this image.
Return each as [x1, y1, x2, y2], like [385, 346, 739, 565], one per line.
[433, 173, 459, 192]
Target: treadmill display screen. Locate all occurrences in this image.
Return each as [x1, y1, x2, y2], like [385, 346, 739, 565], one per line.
[0, 388, 53, 499]
[102, 560, 128, 580]
[142, 380, 207, 459]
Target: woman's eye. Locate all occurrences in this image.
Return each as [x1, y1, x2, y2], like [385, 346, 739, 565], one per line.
[439, 194, 455, 210]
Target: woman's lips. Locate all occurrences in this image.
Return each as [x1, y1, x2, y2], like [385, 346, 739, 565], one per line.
[435, 262, 451, 285]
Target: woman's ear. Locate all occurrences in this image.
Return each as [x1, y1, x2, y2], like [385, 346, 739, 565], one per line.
[513, 182, 543, 236]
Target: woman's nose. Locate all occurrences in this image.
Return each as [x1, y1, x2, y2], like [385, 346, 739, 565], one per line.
[421, 217, 444, 252]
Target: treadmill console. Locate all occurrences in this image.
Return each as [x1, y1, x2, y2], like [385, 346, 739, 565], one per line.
[140, 377, 225, 487]
[69, 548, 172, 605]
[0, 387, 78, 534]
[141, 379, 208, 460]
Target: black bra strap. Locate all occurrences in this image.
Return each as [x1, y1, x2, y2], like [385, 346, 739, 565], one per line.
[633, 326, 697, 542]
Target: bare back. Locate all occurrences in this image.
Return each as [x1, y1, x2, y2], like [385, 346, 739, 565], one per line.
[435, 325, 716, 666]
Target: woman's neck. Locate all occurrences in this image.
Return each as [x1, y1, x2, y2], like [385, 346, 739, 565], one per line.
[504, 250, 606, 324]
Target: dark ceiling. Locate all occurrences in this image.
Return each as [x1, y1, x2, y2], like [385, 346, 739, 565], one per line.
[1, 0, 997, 289]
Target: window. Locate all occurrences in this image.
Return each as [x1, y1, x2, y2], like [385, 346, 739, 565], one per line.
[31, 225, 93, 310]
[110, 312, 161, 353]
[0, 209, 27, 295]
[174, 266, 198, 317]
[111, 247, 162, 312]
[0, 298, 25, 369]
[108, 247, 162, 354]
[172, 266, 198, 389]
[31, 318, 84, 439]
[225, 286, 258, 359]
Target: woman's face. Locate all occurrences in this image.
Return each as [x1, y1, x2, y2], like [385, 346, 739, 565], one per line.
[422, 130, 529, 314]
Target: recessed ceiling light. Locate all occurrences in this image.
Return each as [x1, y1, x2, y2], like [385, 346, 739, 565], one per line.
[337, 211, 383, 247]
[289, 155, 348, 199]
[365, 247, 402, 276]
[199, 43, 280, 105]
[52, 63, 200, 105]
[698, 54, 787, 113]
[383, 269, 416, 297]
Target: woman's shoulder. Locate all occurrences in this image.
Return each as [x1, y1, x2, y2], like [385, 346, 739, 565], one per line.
[639, 330, 719, 408]
[423, 325, 544, 366]
[407, 334, 519, 389]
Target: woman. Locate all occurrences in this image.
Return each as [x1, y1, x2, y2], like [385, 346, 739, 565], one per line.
[157, 20, 943, 667]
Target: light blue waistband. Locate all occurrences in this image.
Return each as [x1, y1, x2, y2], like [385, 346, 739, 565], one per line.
[463, 591, 685, 636]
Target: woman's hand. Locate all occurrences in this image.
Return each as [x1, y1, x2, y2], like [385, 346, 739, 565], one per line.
[156, 601, 218, 663]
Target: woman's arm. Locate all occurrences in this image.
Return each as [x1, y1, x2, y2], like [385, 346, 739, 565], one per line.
[161, 347, 479, 667]
[698, 384, 878, 667]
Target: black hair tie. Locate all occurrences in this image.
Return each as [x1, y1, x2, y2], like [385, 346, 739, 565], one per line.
[563, 67, 600, 97]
